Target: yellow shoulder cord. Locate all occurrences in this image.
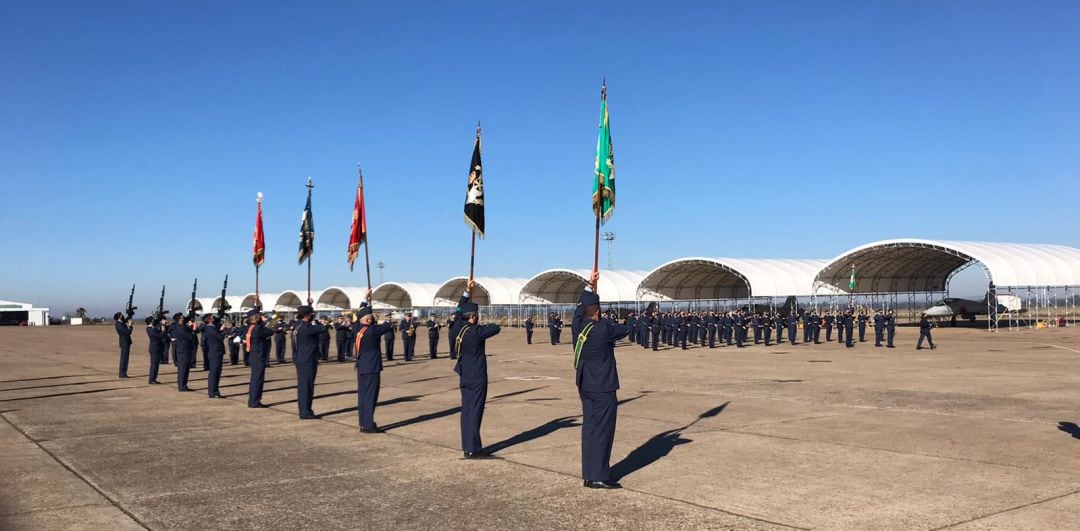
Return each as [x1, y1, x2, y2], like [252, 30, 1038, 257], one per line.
[574, 323, 594, 369]
[455, 325, 471, 354]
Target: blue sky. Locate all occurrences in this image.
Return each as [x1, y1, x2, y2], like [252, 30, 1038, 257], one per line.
[2, 1, 1078, 315]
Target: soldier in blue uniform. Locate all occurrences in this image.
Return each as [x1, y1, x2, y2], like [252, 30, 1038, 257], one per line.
[145, 316, 164, 384]
[706, 311, 717, 348]
[762, 312, 773, 346]
[787, 313, 798, 345]
[272, 318, 287, 364]
[169, 313, 196, 392]
[626, 312, 637, 344]
[446, 316, 457, 358]
[333, 316, 348, 362]
[823, 311, 835, 342]
[916, 313, 937, 350]
[812, 311, 823, 344]
[353, 290, 395, 432]
[573, 275, 629, 489]
[453, 283, 501, 458]
[885, 310, 897, 348]
[383, 317, 396, 360]
[225, 322, 241, 365]
[721, 312, 732, 345]
[202, 315, 225, 398]
[293, 305, 326, 419]
[400, 313, 417, 361]
[524, 315, 534, 344]
[857, 311, 868, 342]
[288, 317, 300, 362]
[775, 312, 785, 344]
[426, 315, 441, 358]
[843, 310, 855, 348]
[873, 310, 885, 346]
[114, 312, 132, 378]
[244, 310, 275, 407]
[555, 315, 564, 344]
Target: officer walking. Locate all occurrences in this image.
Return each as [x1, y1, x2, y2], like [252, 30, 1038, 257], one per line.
[453, 281, 501, 458]
[573, 273, 629, 489]
[353, 290, 395, 432]
[114, 312, 132, 378]
[203, 315, 225, 398]
[145, 316, 165, 384]
[917, 313, 937, 350]
[293, 305, 325, 419]
[244, 310, 275, 408]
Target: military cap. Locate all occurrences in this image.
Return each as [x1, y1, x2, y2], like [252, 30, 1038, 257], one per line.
[580, 290, 601, 307]
[297, 305, 314, 317]
[460, 302, 479, 314]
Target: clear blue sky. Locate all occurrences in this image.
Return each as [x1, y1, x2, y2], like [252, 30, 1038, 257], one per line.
[2, 1, 1078, 316]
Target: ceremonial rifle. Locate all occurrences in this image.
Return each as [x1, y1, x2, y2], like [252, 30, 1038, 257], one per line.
[156, 285, 167, 322]
[217, 275, 231, 321]
[187, 278, 198, 322]
[125, 284, 137, 321]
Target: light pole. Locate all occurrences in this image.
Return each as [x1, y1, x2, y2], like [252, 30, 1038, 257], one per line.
[601, 231, 615, 269]
[376, 261, 385, 285]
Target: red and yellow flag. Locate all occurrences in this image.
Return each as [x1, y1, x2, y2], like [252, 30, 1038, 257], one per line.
[347, 168, 367, 271]
[253, 193, 266, 267]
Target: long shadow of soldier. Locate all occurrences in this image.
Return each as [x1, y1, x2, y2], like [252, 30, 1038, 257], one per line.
[610, 402, 729, 482]
[1058, 422, 1080, 440]
[485, 416, 580, 455]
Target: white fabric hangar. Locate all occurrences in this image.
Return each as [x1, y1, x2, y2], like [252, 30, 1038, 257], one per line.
[316, 286, 368, 311]
[433, 277, 528, 306]
[371, 282, 439, 309]
[814, 239, 1080, 293]
[638, 258, 828, 300]
[240, 293, 279, 312]
[210, 296, 245, 314]
[519, 269, 649, 304]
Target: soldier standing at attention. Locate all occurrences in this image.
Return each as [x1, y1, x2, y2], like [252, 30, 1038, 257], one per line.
[145, 316, 164, 384]
[916, 313, 937, 350]
[225, 322, 241, 365]
[203, 315, 225, 398]
[169, 313, 196, 392]
[353, 289, 395, 433]
[885, 309, 897, 348]
[293, 305, 326, 419]
[762, 312, 774, 346]
[775, 312, 785, 344]
[383, 317, 396, 360]
[288, 316, 301, 362]
[573, 273, 629, 489]
[857, 311, 869, 342]
[114, 312, 133, 378]
[446, 316, 457, 359]
[844, 310, 855, 348]
[245, 310, 275, 408]
[873, 309, 885, 347]
[426, 314, 441, 359]
[626, 312, 637, 344]
[548, 313, 558, 345]
[524, 315, 534, 344]
[824, 310, 835, 342]
[453, 282, 501, 459]
[787, 313, 798, 346]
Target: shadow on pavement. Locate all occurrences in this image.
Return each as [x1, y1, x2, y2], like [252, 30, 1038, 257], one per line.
[1058, 421, 1080, 440]
[610, 402, 729, 482]
[486, 416, 579, 455]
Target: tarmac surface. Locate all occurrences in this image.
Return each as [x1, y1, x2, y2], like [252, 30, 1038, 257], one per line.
[2, 323, 1080, 530]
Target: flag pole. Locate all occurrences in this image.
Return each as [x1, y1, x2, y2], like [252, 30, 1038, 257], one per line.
[468, 120, 480, 284]
[255, 192, 262, 311]
[306, 177, 314, 304]
[591, 80, 606, 291]
[359, 167, 372, 291]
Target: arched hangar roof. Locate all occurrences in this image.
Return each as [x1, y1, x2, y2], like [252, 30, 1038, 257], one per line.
[316, 286, 367, 311]
[241, 293, 279, 312]
[519, 269, 649, 304]
[210, 296, 245, 313]
[638, 258, 827, 300]
[371, 282, 439, 309]
[187, 297, 217, 313]
[433, 277, 528, 306]
[815, 239, 1080, 293]
[274, 290, 322, 312]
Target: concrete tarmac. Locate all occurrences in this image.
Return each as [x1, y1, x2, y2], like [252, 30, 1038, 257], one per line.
[2, 324, 1080, 530]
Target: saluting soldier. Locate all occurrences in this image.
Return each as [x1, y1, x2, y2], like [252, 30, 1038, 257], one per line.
[203, 315, 225, 398]
[272, 317, 287, 364]
[353, 289, 395, 432]
[294, 305, 326, 419]
[524, 315, 534, 345]
[573, 274, 629, 489]
[453, 282, 501, 458]
[446, 316, 457, 358]
[626, 312, 637, 344]
[426, 314, 441, 359]
[145, 316, 164, 384]
[114, 312, 133, 378]
[334, 316, 349, 362]
[245, 310, 275, 408]
[885, 309, 897, 348]
[383, 317, 396, 360]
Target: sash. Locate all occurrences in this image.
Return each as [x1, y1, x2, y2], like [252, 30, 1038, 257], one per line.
[455, 325, 471, 353]
[573, 323, 594, 369]
[245, 324, 255, 352]
[353, 326, 370, 353]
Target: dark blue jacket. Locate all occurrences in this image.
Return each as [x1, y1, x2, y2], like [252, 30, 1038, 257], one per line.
[352, 305, 394, 374]
[115, 320, 132, 345]
[169, 322, 195, 354]
[146, 326, 164, 354]
[245, 322, 274, 359]
[203, 324, 226, 357]
[294, 320, 326, 363]
[454, 322, 501, 384]
[572, 290, 629, 392]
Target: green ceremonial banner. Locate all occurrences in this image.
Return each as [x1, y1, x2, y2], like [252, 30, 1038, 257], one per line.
[592, 84, 615, 223]
[849, 265, 857, 290]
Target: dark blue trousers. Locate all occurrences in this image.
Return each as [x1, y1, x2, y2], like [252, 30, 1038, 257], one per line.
[118, 342, 131, 377]
[295, 358, 317, 416]
[858, 323, 867, 342]
[207, 353, 223, 397]
[148, 350, 162, 382]
[526, 329, 533, 344]
[459, 381, 488, 452]
[275, 337, 286, 363]
[579, 390, 618, 482]
[788, 325, 797, 345]
[875, 327, 884, 346]
[403, 334, 415, 360]
[176, 351, 192, 390]
[248, 357, 266, 406]
[358, 372, 381, 430]
[777, 325, 785, 343]
[887, 328, 896, 347]
[845, 325, 855, 348]
[384, 338, 395, 360]
[229, 342, 240, 365]
[651, 331, 659, 351]
[917, 330, 934, 349]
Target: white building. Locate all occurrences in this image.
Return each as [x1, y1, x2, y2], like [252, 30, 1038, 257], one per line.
[0, 300, 50, 326]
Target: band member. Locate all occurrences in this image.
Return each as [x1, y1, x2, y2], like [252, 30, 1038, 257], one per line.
[426, 314, 441, 359]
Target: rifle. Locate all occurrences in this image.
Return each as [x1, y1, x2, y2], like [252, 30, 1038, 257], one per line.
[156, 285, 167, 322]
[217, 275, 231, 321]
[126, 284, 137, 321]
[187, 278, 198, 322]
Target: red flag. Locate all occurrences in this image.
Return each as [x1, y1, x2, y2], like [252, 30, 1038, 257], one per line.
[253, 193, 266, 267]
[347, 170, 367, 271]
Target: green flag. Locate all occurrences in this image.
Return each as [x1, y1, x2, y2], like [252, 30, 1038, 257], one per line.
[849, 265, 857, 291]
[592, 83, 615, 223]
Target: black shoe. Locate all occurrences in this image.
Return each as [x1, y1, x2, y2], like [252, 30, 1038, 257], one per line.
[360, 426, 384, 434]
[887, 345, 895, 348]
[249, 403, 268, 408]
[149, 380, 160, 384]
[463, 450, 492, 459]
[179, 387, 192, 392]
[299, 414, 322, 420]
[916, 347, 923, 350]
[119, 374, 130, 378]
[930, 345, 937, 350]
[210, 394, 224, 399]
[584, 480, 622, 489]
